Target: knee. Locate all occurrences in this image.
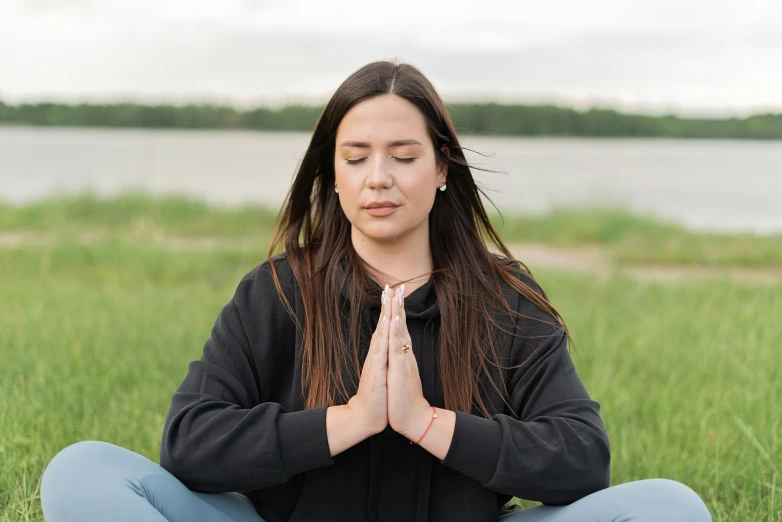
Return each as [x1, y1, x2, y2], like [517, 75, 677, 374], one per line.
[630, 478, 712, 521]
[41, 441, 125, 499]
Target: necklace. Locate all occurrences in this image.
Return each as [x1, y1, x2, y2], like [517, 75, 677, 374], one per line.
[389, 271, 432, 291]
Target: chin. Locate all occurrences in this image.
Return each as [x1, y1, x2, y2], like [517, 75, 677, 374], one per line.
[356, 224, 403, 242]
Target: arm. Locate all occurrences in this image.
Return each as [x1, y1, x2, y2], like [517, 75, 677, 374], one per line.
[326, 404, 377, 456]
[439, 274, 611, 505]
[159, 261, 365, 493]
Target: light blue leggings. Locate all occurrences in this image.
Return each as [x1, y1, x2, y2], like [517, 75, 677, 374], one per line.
[41, 441, 712, 522]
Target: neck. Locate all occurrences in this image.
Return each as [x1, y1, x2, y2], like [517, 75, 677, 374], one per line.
[350, 220, 433, 290]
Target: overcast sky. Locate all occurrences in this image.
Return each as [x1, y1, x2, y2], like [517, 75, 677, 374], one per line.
[1, 0, 781, 116]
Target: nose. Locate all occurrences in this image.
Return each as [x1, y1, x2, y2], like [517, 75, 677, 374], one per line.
[366, 154, 393, 189]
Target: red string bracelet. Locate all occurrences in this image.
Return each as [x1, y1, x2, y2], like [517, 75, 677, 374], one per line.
[410, 406, 438, 445]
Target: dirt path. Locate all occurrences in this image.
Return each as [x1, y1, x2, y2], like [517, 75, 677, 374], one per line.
[2, 231, 780, 286]
[506, 243, 782, 286]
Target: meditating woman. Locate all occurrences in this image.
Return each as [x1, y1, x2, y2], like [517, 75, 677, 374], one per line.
[40, 60, 712, 522]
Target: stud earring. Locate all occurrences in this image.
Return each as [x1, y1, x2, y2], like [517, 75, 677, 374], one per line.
[335, 186, 339, 194]
[439, 184, 446, 192]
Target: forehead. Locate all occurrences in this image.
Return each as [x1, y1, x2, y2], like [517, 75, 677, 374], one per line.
[335, 95, 429, 142]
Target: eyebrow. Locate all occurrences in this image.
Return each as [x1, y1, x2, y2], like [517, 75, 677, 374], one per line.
[339, 139, 423, 148]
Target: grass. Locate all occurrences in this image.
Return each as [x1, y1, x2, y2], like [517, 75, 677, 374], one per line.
[491, 207, 782, 268]
[0, 195, 780, 520]
[1, 193, 781, 268]
[0, 192, 280, 240]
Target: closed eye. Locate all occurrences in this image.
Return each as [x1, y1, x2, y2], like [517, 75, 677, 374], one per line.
[346, 157, 416, 165]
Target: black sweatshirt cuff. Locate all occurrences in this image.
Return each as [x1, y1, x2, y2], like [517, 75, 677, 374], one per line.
[278, 406, 334, 477]
[441, 410, 502, 485]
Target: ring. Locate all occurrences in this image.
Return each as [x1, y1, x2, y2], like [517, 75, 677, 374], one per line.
[402, 344, 411, 353]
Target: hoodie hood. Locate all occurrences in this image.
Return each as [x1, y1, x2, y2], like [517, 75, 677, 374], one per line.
[337, 259, 440, 522]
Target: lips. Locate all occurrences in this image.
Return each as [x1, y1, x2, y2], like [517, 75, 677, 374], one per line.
[364, 201, 399, 209]
[364, 205, 399, 217]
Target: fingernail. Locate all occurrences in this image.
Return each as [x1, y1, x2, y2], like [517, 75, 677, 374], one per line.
[399, 284, 405, 306]
[395, 315, 400, 330]
[382, 290, 386, 306]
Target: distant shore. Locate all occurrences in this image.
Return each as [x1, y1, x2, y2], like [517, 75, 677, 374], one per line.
[2, 100, 781, 139]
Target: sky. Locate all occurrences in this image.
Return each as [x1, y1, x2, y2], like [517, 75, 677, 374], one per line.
[1, 0, 781, 116]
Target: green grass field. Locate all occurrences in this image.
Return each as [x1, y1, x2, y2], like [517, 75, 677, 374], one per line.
[2, 192, 781, 267]
[0, 195, 780, 521]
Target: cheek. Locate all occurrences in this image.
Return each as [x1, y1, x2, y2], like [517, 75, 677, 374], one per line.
[334, 165, 356, 192]
[401, 171, 437, 210]
[410, 163, 438, 191]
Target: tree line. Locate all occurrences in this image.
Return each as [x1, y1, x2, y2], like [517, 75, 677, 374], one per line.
[1, 100, 780, 139]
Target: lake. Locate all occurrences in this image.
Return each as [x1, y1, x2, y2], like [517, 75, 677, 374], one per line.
[1, 126, 781, 234]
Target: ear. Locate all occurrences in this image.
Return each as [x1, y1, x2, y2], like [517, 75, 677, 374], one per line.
[438, 145, 450, 184]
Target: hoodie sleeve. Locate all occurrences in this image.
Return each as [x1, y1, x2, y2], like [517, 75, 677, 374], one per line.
[159, 259, 335, 493]
[440, 272, 611, 505]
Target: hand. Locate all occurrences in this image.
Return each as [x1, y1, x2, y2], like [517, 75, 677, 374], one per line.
[386, 285, 432, 441]
[346, 284, 391, 437]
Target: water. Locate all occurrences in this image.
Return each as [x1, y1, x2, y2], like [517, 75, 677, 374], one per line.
[1, 126, 781, 234]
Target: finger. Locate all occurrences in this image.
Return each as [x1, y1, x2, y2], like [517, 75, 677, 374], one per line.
[375, 284, 389, 332]
[392, 314, 410, 362]
[389, 284, 401, 357]
[377, 316, 388, 367]
[399, 284, 409, 339]
[374, 284, 392, 344]
[368, 289, 384, 360]
[377, 289, 392, 365]
[394, 283, 406, 344]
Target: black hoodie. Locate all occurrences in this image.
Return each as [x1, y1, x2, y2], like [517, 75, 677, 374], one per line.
[160, 251, 611, 522]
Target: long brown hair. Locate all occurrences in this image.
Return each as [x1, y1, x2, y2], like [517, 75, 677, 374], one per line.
[267, 60, 570, 419]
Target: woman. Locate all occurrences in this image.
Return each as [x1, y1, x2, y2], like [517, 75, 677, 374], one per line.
[40, 60, 712, 522]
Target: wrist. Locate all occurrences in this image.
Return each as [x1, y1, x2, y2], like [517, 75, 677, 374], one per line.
[404, 400, 434, 442]
[326, 404, 375, 457]
[345, 397, 383, 438]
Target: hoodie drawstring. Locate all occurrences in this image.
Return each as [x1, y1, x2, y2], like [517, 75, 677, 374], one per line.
[367, 435, 383, 522]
